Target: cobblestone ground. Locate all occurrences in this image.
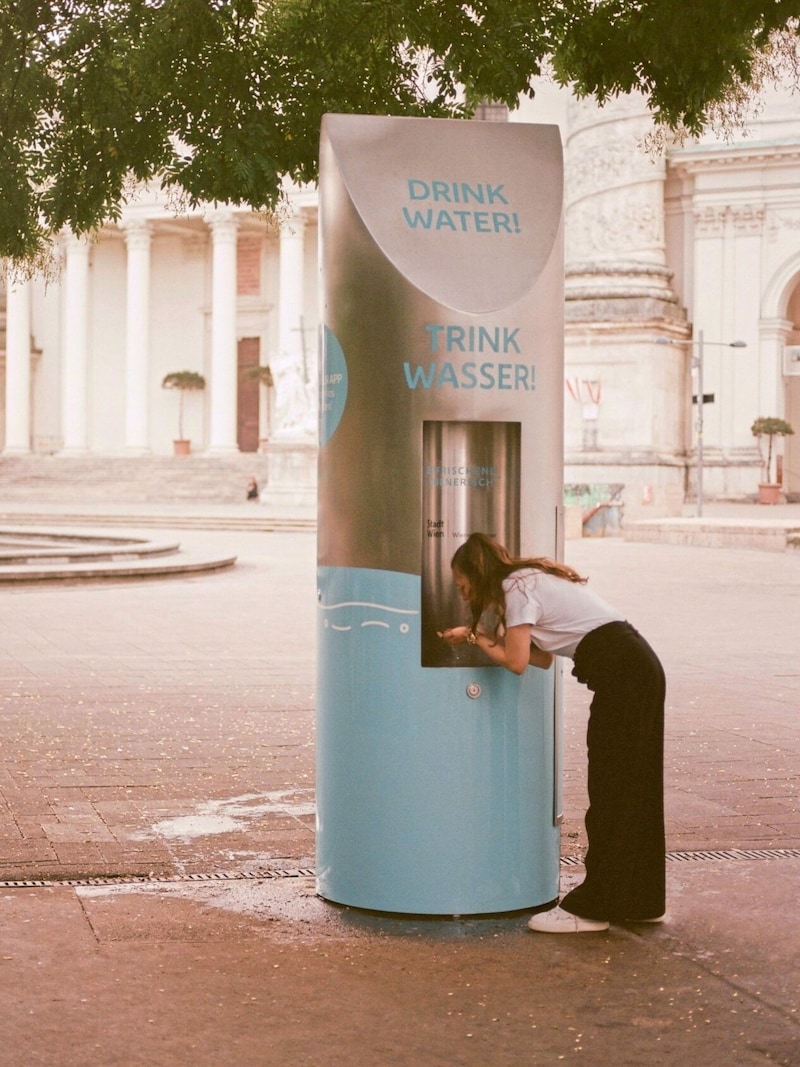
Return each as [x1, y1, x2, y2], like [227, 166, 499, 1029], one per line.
[0, 530, 317, 882]
[1, 528, 799, 1067]
[1, 530, 797, 880]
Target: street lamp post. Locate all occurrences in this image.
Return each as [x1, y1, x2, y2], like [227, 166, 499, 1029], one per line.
[695, 330, 707, 519]
[656, 332, 747, 517]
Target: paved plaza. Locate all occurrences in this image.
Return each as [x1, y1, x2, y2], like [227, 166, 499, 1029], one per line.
[0, 518, 799, 1065]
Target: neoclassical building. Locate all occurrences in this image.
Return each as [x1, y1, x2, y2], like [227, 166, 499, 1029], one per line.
[551, 82, 800, 515]
[2, 81, 799, 512]
[1, 183, 319, 460]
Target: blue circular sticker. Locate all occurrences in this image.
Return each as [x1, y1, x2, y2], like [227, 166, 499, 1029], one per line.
[320, 326, 348, 445]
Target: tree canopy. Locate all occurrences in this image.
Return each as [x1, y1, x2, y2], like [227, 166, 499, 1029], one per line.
[2, 0, 799, 263]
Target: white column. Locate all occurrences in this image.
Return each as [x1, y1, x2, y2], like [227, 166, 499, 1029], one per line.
[4, 270, 32, 453]
[728, 205, 766, 444]
[60, 233, 90, 453]
[274, 210, 313, 439]
[206, 210, 239, 454]
[760, 319, 791, 418]
[691, 206, 727, 449]
[123, 218, 152, 452]
[565, 93, 669, 271]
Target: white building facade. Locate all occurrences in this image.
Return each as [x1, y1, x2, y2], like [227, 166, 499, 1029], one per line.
[1, 184, 319, 460]
[2, 84, 800, 511]
[554, 84, 800, 514]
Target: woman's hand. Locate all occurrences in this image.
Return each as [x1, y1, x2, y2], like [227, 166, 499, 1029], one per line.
[437, 626, 471, 646]
[438, 624, 545, 676]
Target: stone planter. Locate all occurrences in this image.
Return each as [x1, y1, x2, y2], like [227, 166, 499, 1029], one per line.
[173, 439, 191, 456]
[757, 482, 781, 505]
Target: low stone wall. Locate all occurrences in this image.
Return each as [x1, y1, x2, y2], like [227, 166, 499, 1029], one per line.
[625, 519, 799, 552]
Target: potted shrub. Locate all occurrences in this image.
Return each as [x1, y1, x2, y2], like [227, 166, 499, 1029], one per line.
[751, 416, 794, 504]
[161, 370, 206, 455]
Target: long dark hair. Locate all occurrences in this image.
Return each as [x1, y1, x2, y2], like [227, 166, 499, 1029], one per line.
[451, 532, 586, 633]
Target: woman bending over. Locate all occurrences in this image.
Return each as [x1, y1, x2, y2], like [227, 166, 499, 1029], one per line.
[439, 532, 666, 934]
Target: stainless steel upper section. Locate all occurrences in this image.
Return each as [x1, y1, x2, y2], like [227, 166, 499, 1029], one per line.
[318, 114, 565, 575]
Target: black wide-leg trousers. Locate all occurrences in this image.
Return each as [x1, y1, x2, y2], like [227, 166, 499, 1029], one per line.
[560, 621, 666, 922]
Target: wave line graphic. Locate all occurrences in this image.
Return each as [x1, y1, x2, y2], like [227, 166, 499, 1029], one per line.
[320, 600, 418, 615]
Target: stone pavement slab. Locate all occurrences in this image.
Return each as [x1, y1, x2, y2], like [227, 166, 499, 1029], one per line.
[0, 529, 317, 882]
[1, 860, 798, 1066]
[0, 528, 798, 1064]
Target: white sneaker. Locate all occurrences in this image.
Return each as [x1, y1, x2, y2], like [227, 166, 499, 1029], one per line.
[624, 914, 666, 923]
[527, 906, 609, 934]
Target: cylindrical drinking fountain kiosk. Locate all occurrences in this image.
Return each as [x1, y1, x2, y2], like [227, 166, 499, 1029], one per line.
[317, 114, 564, 915]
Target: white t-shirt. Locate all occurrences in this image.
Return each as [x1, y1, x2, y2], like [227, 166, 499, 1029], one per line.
[502, 568, 623, 658]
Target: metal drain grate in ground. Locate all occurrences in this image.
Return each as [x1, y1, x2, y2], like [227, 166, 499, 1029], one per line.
[562, 847, 800, 867]
[0, 867, 316, 889]
[667, 847, 800, 862]
[0, 849, 798, 889]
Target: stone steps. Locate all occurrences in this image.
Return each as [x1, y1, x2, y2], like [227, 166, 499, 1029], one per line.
[0, 526, 237, 583]
[624, 517, 800, 552]
[0, 528, 180, 562]
[0, 511, 315, 533]
[0, 454, 276, 504]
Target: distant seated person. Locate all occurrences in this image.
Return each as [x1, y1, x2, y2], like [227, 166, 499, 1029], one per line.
[246, 477, 259, 501]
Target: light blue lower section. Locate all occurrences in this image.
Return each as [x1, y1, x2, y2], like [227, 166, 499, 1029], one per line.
[316, 566, 560, 914]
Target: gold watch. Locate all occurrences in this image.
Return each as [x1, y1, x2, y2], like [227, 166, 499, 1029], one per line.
[466, 631, 478, 645]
